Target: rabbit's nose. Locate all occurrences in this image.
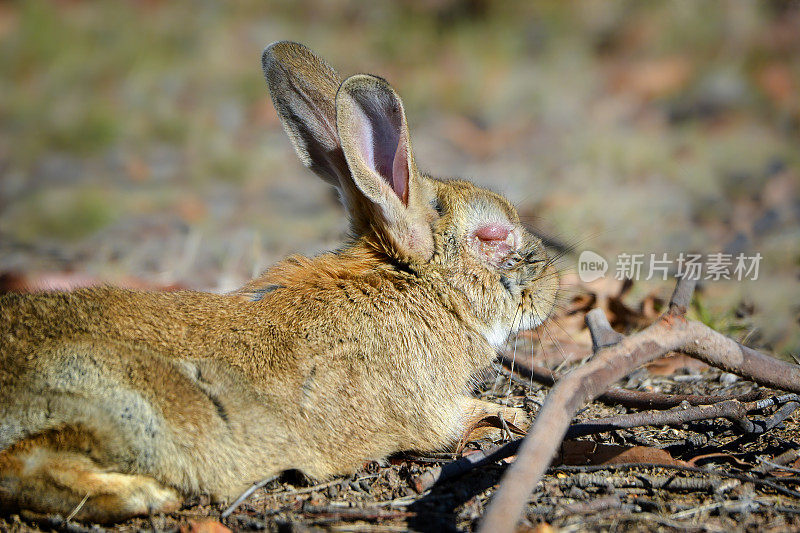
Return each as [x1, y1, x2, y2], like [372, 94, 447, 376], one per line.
[499, 251, 524, 270]
[523, 248, 544, 263]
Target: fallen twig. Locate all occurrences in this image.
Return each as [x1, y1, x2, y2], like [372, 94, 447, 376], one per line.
[754, 448, 800, 475]
[566, 393, 799, 438]
[220, 475, 279, 519]
[557, 472, 724, 492]
[480, 276, 800, 532]
[300, 505, 413, 523]
[757, 460, 800, 475]
[277, 475, 377, 498]
[756, 399, 800, 433]
[556, 494, 623, 516]
[412, 442, 519, 493]
[585, 308, 624, 350]
[554, 462, 800, 500]
[501, 354, 767, 409]
[220, 473, 380, 520]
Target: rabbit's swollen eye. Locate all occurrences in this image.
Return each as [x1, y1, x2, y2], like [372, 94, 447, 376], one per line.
[475, 224, 516, 249]
[473, 224, 519, 269]
[475, 224, 510, 243]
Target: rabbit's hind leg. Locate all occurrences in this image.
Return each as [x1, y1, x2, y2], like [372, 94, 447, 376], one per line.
[0, 430, 181, 523]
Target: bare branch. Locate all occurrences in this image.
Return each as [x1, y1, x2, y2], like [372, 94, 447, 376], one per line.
[680, 322, 800, 392]
[221, 475, 279, 519]
[586, 307, 624, 351]
[566, 394, 799, 438]
[500, 354, 766, 410]
[753, 448, 800, 475]
[668, 275, 696, 315]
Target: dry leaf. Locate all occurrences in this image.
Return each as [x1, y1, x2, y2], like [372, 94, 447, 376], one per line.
[687, 452, 750, 468]
[646, 353, 708, 376]
[180, 520, 232, 533]
[557, 441, 688, 467]
[459, 414, 527, 453]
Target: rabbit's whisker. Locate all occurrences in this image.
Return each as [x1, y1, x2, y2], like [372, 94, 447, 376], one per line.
[532, 303, 571, 369]
[491, 302, 520, 398]
[504, 305, 522, 406]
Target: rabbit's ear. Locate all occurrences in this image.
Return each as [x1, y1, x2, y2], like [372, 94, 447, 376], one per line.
[336, 74, 434, 261]
[262, 41, 347, 187]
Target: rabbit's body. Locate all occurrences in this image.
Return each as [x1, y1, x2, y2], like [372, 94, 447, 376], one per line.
[0, 43, 558, 522]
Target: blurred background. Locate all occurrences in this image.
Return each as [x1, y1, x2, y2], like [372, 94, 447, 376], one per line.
[0, 1, 798, 354]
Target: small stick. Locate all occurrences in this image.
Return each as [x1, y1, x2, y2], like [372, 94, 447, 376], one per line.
[566, 395, 799, 438]
[558, 472, 721, 492]
[300, 505, 414, 522]
[221, 475, 279, 519]
[679, 324, 800, 392]
[556, 494, 622, 516]
[757, 458, 800, 475]
[551, 462, 800, 500]
[753, 448, 800, 475]
[585, 307, 624, 351]
[667, 275, 696, 315]
[65, 493, 90, 522]
[282, 474, 377, 498]
[501, 354, 767, 409]
[412, 441, 521, 493]
[756, 399, 799, 433]
[669, 501, 725, 520]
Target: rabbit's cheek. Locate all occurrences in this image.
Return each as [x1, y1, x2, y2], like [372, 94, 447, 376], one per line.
[483, 319, 516, 347]
[499, 274, 515, 293]
[475, 240, 517, 270]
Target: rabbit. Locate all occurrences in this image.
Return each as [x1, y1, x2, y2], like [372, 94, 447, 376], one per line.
[0, 41, 559, 523]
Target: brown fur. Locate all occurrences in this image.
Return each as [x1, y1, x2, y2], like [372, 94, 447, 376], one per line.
[0, 42, 558, 522]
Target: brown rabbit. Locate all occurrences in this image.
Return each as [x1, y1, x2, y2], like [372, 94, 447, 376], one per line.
[0, 42, 559, 522]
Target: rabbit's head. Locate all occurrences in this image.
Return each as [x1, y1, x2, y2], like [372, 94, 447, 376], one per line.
[263, 41, 558, 347]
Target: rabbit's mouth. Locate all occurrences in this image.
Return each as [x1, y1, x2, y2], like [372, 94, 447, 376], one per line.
[481, 293, 555, 348]
[483, 309, 550, 348]
[482, 251, 560, 348]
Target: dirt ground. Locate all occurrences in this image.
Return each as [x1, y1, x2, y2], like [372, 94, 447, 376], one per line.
[1, 2, 799, 531]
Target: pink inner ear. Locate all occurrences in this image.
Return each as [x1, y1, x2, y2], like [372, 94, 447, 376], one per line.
[391, 139, 409, 205]
[476, 224, 510, 242]
[350, 91, 410, 206]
